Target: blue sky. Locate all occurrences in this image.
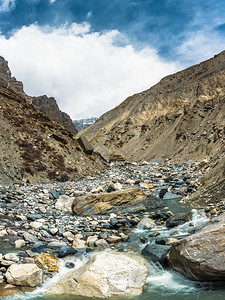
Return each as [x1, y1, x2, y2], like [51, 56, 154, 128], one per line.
[0, 0, 224, 118]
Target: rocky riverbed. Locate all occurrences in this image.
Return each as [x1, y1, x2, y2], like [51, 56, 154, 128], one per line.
[0, 160, 225, 297]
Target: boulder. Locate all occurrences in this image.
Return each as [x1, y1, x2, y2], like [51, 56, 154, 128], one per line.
[35, 253, 60, 273]
[141, 244, 170, 265]
[55, 195, 74, 214]
[77, 135, 93, 155]
[165, 213, 189, 228]
[167, 213, 225, 281]
[109, 153, 125, 162]
[58, 246, 77, 258]
[14, 239, 25, 248]
[137, 217, 155, 230]
[5, 264, 44, 287]
[48, 252, 147, 298]
[72, 188, 163, 215]
[72, 234, 86, 248]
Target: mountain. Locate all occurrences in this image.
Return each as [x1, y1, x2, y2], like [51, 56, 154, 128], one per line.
[82, 51, 225, 205]
[73, 117, 98, 132]
[0, 56, 104, 184]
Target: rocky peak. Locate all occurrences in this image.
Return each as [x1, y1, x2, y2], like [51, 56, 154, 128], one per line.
[32, 95, 77, 135]
[0, 56, 24, 93]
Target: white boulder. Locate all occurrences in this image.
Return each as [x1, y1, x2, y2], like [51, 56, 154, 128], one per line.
[48, 251, 147, 298]
[55, 195, 74, 214]
[6, 263, 44, 287]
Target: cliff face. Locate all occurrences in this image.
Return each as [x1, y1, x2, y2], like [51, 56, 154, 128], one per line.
[32, 95, 78, 134]
[0, 57, 104, 185]
[0, 56, 27, 96]
[83, 51, 225, 205]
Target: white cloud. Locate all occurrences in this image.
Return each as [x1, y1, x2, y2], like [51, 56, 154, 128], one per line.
[49, 0, 56, 4]
[87, 11, 92, 19]
[0, 23, 179, 119]
[0, 0, 15, 12]
[177, 29, 225, 65]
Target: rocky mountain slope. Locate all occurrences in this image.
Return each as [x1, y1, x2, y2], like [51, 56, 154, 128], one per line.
[32, 95, 77, 134]
[0, 58, 104, 185]
[82, 51, 225, 205]
[0, 56, 77, 134]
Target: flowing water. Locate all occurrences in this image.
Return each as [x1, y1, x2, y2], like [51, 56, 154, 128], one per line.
[1, 210, 225, 300]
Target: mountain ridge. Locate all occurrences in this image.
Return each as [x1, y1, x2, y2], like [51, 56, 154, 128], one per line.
[82, 51, 225, 205]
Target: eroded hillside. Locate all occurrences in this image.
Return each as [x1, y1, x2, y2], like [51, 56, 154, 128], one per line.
[83, 51, 225, 205]
[0, 82, 104, 185]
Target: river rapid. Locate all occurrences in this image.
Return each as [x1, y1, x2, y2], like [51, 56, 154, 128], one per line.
[1, 210, 225, 300]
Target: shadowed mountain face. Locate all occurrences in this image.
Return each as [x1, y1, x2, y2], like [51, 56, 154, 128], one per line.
[83, 51, 225, 205]
[0, 56, 104, 184]
[32, 95, 78, 135]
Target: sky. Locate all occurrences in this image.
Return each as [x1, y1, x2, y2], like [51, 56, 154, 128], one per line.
[0, 0, 224, 119]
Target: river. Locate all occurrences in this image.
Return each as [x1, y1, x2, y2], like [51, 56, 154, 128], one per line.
[1, 208, 225, 300]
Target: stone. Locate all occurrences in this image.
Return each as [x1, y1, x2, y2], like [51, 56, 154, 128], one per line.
[139, 183, 154, 190]
[30, 221, 43, 229]
[27, 214, 42, 221]
[1, 260, 16, 266]
[48, 252, 147, 297]
[63, 231, 74, 242]
[77, 135, 93, 155]
[4, 253, 19, 263]
[0, 230, 7, 237]
[109, 153, 125, 162]
[137, 217, 155, 230]
[58, 246, 77, 258]
[15, 239, 26, 248]
[87, 236, 98, 247]
[23, 232, 37, 243]
[94, 239, 110, 248]
[5, 264, 44, 287]
[72, 188, 163, 216]
[106, 235, 122, 244]
[72, 235, 86, 248]
[35, 253, 60, 273]
[166, 238, 178, 245]
[141, 244, 170, 265]
[55, 195, 74, 214]
[163, 192, 183, 200]
[32, 242, 51, 254]
[165, 213, 189, 228]
[50, 190, 61, 199]
[47, 241, 67, 249]
[65, 261, 75, 269]
[6, 228, 17, 236]
[167, 214, 225, 281]
[50, 227, 58, 235]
